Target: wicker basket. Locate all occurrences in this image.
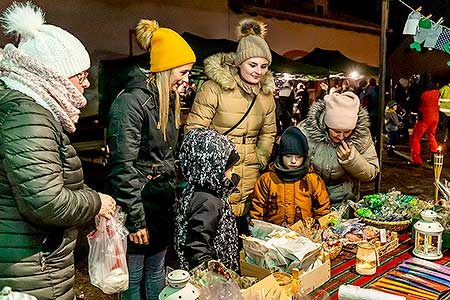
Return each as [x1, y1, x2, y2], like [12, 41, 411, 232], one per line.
[323, 237, 343, 260]
[360, 217, 412, 232]
[328, 244, 342, 260]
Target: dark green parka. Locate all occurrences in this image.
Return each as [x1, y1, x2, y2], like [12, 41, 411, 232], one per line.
[106, 67, 178, 254]
[0, 82, 101, 300]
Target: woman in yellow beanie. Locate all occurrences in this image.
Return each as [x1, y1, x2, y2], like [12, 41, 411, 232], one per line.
[105, 19, 195, 300]
[185, 19, 276, 234]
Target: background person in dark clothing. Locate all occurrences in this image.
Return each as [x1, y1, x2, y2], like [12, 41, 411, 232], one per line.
[394, 78, 410, 139]
[276, 80, 295, 136]
[366, 78, 380, 141]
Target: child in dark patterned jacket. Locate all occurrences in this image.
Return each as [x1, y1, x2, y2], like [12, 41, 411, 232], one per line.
[175, 128, 241, 271]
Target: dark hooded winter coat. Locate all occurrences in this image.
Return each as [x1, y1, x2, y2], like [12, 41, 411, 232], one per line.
[298, 100, 379, 204]
[0, 82, 101, 300]
[106, 67, 178, 254]
[175, 128, 239, 271]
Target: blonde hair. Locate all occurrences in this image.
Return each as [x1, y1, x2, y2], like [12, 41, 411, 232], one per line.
[149, 71, 180, 141]
[137, 19, 180, 141]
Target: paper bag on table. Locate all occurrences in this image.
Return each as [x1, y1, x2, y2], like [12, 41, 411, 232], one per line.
[268, 231, 321, 272]
[242, 235, 287, 271]
[251, 219, 290, 241]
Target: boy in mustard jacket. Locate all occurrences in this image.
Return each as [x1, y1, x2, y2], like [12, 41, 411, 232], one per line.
[250, 127, 330, 226]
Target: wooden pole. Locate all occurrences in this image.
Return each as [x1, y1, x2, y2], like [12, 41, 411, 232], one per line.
[375, 0, 389, 192]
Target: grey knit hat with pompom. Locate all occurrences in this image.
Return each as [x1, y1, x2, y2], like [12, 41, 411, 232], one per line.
[235, 19, 272, 65]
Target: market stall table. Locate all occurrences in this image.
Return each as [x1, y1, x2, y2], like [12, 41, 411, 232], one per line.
[310, 233, 450, 299]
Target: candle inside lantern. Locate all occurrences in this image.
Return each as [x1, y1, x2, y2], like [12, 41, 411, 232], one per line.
[355, 242, 377, 275]
[413, 210, 444, 260]
[437, 146, 442, 154]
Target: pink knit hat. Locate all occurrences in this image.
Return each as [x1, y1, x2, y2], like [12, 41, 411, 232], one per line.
[324, 91, 360, 130]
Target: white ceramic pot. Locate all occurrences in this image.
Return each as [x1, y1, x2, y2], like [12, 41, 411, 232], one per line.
[158, 270, 199, 300]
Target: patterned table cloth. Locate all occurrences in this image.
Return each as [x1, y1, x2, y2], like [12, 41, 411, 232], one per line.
[310, 234, 450, 299]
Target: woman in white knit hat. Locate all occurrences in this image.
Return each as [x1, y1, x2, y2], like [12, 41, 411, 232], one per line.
[298, 91, 379, 207]
[0, 2, 116, 299]
[185, 19, 276, 234]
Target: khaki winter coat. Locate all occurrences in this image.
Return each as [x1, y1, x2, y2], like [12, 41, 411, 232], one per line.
[250, 164, 330, 226]
[185, 52, 276, 216]
[298, 100, 379, 204]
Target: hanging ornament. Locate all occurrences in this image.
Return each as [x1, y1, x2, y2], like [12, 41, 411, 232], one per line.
[403, 11, 421, 35]
[409, 18, 433, 51]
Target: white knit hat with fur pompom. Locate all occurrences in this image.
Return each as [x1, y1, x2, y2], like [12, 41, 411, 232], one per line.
[1, 1, 90, 77]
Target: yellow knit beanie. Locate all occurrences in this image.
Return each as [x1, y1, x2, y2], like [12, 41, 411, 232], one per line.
[235, 19, 272, 65]
[136, 20, 196, 73]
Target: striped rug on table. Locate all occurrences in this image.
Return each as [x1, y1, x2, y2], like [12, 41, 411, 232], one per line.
[310, 234, 450, 300]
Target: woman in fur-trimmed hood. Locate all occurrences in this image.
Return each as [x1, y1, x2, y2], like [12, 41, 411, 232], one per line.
[185, 19, 276, 223]
[298, 92, 379, 205]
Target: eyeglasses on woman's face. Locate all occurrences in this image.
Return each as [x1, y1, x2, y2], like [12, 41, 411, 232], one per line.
[69, 70, 90, 93]
[76, 71, 89, 85]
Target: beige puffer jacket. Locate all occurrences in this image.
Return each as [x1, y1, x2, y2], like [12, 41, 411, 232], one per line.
[185, 52, 276, 216]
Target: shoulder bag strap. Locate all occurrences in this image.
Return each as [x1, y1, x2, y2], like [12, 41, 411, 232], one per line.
[223, 94, 257, 136]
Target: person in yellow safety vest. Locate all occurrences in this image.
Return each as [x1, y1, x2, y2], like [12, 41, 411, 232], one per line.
[439, 83, 450, 116]
[439, 83, 450, 144]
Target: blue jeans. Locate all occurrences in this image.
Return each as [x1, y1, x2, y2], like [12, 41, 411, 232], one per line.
[120, 249, 167, 300]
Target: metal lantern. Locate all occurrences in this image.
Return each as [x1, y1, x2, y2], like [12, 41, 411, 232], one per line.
[413, 210, 444, 260]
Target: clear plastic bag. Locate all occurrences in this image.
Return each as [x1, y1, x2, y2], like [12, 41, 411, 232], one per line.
[0, 286, 37, 300]
[198, 276, 244, 300]
[87, 208, 129, 294]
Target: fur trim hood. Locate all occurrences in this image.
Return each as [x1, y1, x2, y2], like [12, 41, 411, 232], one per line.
[300, 99, 372, 153]
[203, 52, 275, 95]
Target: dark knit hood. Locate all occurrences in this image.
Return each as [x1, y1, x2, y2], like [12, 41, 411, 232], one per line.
[300, 99, 372, 153]
[203, 52, 275, 95]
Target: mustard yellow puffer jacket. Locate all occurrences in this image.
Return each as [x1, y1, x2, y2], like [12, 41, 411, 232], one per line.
[185, 52, 276, 216]
[250, 164, 330, 226]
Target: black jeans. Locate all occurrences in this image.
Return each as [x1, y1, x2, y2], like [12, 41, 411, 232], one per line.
[387, 130, 398, 148]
